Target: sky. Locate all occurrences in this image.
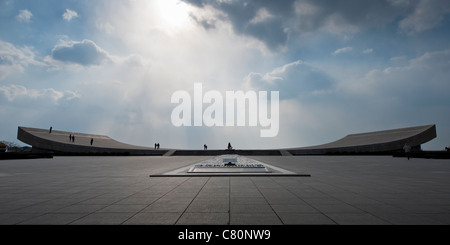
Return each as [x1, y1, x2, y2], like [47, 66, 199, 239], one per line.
[1, 0, 450, 150]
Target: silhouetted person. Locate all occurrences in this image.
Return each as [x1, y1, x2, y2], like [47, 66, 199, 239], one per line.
[228, 142, 232, 150]
[90, 138, 93, 146]
[403, 143, 411, 160]
[204, 144, 207, 150]
[49, 127, 52, 133]
[155, 143, 157, 150]
[69, 134, 72, 141]
[72, 135, 75, 142]
[446, 146, 450, 152]
[157, 143, 160, 150]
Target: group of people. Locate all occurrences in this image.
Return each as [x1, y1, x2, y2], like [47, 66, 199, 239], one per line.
[68, 134, 94, 145]
[69, 134, 75, 142]
[202, 142, 233, 150]
[154, 143, 160, 150]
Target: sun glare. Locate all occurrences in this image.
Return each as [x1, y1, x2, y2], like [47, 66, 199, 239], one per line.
[152, 0, 192, 32]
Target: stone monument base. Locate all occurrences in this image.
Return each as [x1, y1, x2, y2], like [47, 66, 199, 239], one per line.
[150, 155, 310, 177]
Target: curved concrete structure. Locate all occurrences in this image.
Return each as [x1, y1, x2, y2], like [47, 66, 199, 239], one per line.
[17, 124, 436, 156]
[17, 126, 166, 155]
[287, 124, 436, 155]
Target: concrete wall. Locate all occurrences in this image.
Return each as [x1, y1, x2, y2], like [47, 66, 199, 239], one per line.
[17, 126, 166, 155]
[288, 124, 436, 155]
[17, 124, 437, 156]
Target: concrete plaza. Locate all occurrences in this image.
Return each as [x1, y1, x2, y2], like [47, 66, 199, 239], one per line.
[1, 155, 450, 225]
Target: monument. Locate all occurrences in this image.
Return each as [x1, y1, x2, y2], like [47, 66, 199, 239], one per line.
[150, 154, 310, 177]
[17, 124, 436, 156]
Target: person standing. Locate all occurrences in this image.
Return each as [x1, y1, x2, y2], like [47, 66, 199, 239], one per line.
[403, 143, 411, 160]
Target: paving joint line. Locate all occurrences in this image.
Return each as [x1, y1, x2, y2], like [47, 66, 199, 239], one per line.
[174, 176, 211, 225]
[248, 176, 285, 225]
[119, 176, 193, 225]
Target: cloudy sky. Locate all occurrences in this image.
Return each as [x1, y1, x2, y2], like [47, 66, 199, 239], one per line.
[1, 0, 449, 150]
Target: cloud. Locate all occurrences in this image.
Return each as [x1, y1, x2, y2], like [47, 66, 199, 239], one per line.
[0, 84, 80, 103]
[16, 9, 32, 23]
[182, 0, 450, 55]
[96, 21, 115, 34]
[399, 0, 450, 35]
[363, 48, 373, 54]
[342, 49, 450, 100]
[184, 0, 296, 52]
[293, 0, 450, 36]
[51, 39, 112, 66]
[332, 47, 352, 55]
[0, 40, 45, 80]
[295, 0, 410, 33]
[245, 60, 335, 99]
[62, 9, 79, 21]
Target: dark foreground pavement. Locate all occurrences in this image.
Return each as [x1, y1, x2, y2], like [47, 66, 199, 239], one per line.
[1, 155, 450, 225]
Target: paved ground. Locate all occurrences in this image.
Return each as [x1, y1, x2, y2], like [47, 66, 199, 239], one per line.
[1, 155, 450, 225]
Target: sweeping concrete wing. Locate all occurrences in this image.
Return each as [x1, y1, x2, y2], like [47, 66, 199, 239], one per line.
[17, 126, 162, 155]
[17, 124, 436, 155]
[286, 124, 436, 155]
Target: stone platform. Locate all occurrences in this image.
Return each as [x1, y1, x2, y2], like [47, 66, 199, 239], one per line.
[187, 155, 271, 173]
[150, 155, 309, 177]
[1, 155, 450, 225]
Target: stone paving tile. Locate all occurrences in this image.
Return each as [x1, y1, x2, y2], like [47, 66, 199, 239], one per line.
[399, 204, 450, 214]
[40, 198, 88, 206]
[186, 200, 229, 213]
[420, 213, 450, 225]
[97, 204, 147, 213]
[176, 212, 229, 225]
[326, 213, 391, 225]
[142, 203, 190, 213]
[373, 213, 446, 225]
[302, 198, 346, 205]
[70, 212, 136, 225]
[230, 212, 282, 225]
[196, 192, 229, 200]
[276, 212, 336, 225]
[264, 196, 306, 205]
[291, 191, 332, 199]
[313, 204, 365, 214]
[353, 203, 409, 214]
[54, 204, 107, 213]
[114, 196, 160, 205]
[79, 197, 123, 205]
[123, 212, 182, 225]
[10, 204, 69, 214]
[231, 204, 273, 213]
[2, 198, 50, 206]
[271, 204, 319, 213]
[230, 196, 267, 205]
[229, 190, 262, 197]
[18, 213, 88, 225]
[0, 213, 41, 225]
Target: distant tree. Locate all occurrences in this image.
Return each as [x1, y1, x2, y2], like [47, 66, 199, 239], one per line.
[0, 141, 27, 152]
[0, 142, 6, 152]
